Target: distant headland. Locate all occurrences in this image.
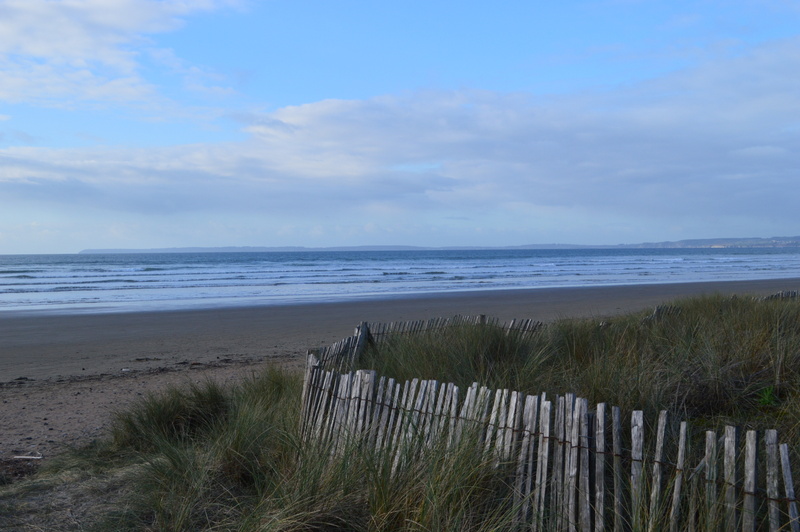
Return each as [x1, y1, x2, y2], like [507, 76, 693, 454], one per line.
[79, 236, 800, 254]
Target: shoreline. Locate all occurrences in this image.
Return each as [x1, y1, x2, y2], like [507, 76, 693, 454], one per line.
[3, 277, 799, 383]
[1, 277, 799, 461]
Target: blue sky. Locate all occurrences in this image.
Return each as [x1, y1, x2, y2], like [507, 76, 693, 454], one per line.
[1, 0, 799, 254]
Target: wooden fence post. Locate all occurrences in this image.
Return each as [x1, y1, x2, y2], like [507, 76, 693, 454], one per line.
[779, 443, 800, 532]
[578, 398, 591, 532]
[594, 402, 606, 532]
[612, 406, 624, 532]
[533, 399, 552, 532]
[742, 430, 758, 532]
[669, 421, 689, 532]
[703, 430, 719, 528]
[765, 429, 780, 531]
[631, 410, 645, 528]
[648, 410, 668, 532]
[724, 425, 739, 531]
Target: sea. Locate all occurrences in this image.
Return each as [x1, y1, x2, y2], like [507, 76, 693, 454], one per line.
[1, 248, 800, 315]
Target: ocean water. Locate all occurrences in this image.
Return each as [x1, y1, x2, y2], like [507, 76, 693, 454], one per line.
[1, 248, 800, 314]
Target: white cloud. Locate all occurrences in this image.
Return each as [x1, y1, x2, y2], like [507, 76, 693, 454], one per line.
[0, 0, 239, 106]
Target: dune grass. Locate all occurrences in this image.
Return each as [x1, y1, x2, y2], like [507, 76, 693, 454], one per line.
[99, 366, 521, 530]
[361, 293, 800, 441]
[4, 292, 800, 530]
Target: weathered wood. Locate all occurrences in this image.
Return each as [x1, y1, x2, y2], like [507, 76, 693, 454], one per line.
[332, 372, 354, 453]
[452, 383, 477, 445]
[485, 388, 506, 457]
[418, 380, 439, 447]
[514, 394, 538, 526]
[669, 421, 689, 532]
[429, 381, 449, 445]
[446, 384, 459, 448]
[648, 410, 668, 532]
[503, 390, 523, 463]
[367, 376, 386, 447]
[533, 398, 551, 532]
[765, 429, 780, 532]
[389, 379, 415, 469]
[345, 371, 362, 442]
[742, 430, 758, 532]
[594, 403, 606, 532]
[779, 443, 800, 532]
[300, 353, 318, 421]
[578, 398, 591, 532]
[475, 385, 493, 439]
[351, 322, 370, 366]
[374, 377, 397, 451]
[354, 370, 375, 437]
[612, 405, 624, 532]
[314, 370, 336, 443]
[704, 430, 718, 528]
[300, 359, 320, 439]
[408, 379, 429, 449]
[631, 410, 645, 527]
[567, 397, 582, 531]
[724, 425, 739, 532]
[551, 395, 566, 529]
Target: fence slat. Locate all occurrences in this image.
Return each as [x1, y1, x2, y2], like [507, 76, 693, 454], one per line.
[566, 398, 581, 532]
[631, 410, 645, 527]
[780, 443, 800, 532]
[765, 429, 780, 532]
[704, 430, 718, 527]
[742, 430, 758, 532]
[612, 406, 624, 532]
[485, 388, 505, 457]
[724, 425, 739, 532]
[594, 403, 606, 532]
[374, 377, 396, 451]
[533, 399, 552, 532]
[669, 421, 689, 532]
[648, 410, 668, 532]
[514, 394, 539, 526]
[552, 395, 566, 530]
[578, 398, 591, 532]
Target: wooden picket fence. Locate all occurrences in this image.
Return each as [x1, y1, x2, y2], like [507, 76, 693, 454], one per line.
[300, 318, 800, 531]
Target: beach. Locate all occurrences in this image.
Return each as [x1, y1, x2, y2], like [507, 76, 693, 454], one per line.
[2, 278, 799, 461]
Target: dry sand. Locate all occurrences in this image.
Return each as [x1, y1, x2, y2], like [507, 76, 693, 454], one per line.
[2, 278, 799, 463]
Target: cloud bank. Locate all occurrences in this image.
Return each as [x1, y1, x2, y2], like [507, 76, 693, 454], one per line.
[0, 2, 799, 252]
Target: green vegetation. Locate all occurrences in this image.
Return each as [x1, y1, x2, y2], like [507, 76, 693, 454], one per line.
[3, 293, 800, 530]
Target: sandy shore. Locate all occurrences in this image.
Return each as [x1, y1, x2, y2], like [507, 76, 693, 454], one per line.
[2, 278, 799, 461]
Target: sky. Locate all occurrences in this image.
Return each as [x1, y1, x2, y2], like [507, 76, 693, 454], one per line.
[1, 1, 799, 254]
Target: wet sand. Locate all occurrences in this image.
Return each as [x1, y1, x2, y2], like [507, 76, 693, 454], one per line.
[1, 278, 799, 459]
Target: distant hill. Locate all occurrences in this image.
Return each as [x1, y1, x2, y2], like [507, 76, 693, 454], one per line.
[78, 245, 430, 254]
[79, 237, 800, 254]
[617, 236, 800, 249]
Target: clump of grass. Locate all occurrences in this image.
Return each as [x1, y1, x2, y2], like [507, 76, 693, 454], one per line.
[111, 378, 230, 452]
